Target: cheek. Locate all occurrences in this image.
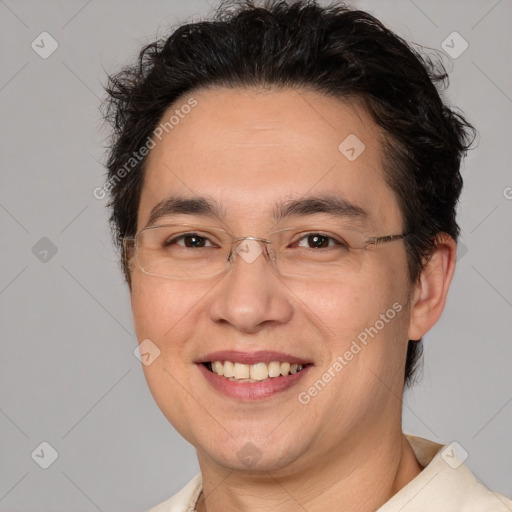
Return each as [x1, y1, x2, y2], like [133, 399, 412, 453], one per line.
[130, 273, 226, 367]
[315, 258, 410, 371]
[130, 275, 195, 351]
[313, 270, 404, 329]
[130, 276, 203, 443]
[349, 255, 411, 373]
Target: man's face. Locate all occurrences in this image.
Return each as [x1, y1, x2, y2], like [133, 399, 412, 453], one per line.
[131, 87, 412, 473]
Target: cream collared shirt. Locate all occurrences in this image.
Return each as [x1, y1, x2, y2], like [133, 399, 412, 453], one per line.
[147, 434, 512, 511]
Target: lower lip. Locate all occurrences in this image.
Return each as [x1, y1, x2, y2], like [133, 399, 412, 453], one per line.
[197, 363, 311, 401]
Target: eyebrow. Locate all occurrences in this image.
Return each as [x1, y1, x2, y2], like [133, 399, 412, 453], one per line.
[146, 196, 226, 227]
[145, 194, 368, 228]
[274, 195, 367, 223]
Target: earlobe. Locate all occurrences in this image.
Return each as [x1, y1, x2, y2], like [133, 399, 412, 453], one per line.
[408, 234, 457, 341]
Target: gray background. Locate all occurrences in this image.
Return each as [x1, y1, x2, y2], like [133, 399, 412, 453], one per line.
[0, 0, 511, 510]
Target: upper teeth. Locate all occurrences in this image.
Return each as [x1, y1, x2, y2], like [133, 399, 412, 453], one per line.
[210, 361, 304, 381]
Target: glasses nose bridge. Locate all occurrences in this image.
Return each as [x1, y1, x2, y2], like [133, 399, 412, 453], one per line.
[228, 235, 275, 268]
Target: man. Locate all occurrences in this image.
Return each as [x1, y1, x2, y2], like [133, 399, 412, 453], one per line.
[102, 1, 511, 510]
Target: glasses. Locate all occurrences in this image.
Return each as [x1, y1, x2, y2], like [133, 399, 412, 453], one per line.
[123, 223, 408, 280]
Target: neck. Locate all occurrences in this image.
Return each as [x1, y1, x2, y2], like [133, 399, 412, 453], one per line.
[195, 430, 423, 512]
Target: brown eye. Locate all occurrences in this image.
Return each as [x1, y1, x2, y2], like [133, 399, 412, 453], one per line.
[183, 235, 208, 248]
[296, 233, 346, 249]
[306, 234, 329, 248]
[166, 234, 213, 248]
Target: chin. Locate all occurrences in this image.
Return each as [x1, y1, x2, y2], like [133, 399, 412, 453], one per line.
[198, 435, 306, 474]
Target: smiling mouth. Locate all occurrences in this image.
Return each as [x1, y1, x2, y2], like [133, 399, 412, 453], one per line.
[202, 360, 310, 383]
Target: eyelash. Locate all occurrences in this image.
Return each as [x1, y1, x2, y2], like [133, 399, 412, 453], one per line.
[165, 234, 216, 247]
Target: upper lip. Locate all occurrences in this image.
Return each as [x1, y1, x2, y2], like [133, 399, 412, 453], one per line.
[196, 350, 312, 365]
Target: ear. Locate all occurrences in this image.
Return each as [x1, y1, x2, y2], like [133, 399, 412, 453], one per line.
[408, 233, 457, 341]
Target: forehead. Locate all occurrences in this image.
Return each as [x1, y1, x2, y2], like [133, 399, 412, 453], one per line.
[138, 87, 401, 232]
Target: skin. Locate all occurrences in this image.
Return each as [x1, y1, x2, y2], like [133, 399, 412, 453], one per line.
[129, 87, 457, 511]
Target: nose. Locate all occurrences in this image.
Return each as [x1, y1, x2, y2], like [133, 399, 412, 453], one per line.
[208, 238, 293, 333]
